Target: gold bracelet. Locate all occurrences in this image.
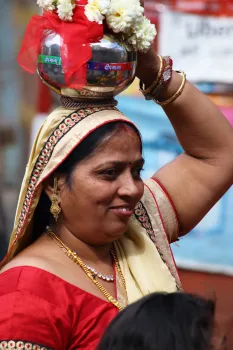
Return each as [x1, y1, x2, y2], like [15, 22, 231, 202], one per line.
[139, 55, 163, 95]
[155, 71, 186, 107]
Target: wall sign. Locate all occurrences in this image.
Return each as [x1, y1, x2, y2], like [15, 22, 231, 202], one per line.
[159, 10, 233, 83]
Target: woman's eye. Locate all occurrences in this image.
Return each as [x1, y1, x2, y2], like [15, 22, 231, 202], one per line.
[99, 166, 144, 180]
[102, 169, 118, 178]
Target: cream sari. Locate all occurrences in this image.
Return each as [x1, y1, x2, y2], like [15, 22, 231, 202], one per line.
[1, 105, 182, 304]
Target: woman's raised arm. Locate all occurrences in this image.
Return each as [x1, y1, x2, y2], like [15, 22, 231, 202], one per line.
[137, 49, 233, 236]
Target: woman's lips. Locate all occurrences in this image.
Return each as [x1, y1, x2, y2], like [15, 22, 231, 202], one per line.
[110, 207, 134, 217]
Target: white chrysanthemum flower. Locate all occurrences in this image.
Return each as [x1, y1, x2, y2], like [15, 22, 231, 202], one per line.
[85, 5, 105, 24]
[128, 17, 157, 52]
[107, 4, 136, 33]
[37, 0, 56, 11]
[57, 0, 75, 21]
[106, 0, 144, 33]
[95, 0, 111, 15]
[85, 0, 110, 24]
[135, 4, 144, 24]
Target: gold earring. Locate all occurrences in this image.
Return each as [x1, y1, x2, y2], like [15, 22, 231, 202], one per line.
[50, 177, 61, 221]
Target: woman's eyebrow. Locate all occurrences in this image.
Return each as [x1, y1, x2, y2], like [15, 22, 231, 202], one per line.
[96, 158, 145, 167]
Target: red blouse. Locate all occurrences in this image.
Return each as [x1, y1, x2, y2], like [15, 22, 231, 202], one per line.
[0, 266, 118, 349]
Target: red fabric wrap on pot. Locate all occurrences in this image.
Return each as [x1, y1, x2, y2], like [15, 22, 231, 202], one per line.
[17, 0, 103, 89]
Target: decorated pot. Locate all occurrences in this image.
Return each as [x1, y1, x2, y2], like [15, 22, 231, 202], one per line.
[37, 31, 137, 99]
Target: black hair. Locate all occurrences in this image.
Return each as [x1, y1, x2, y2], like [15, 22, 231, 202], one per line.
[32, 121, 141, 241]
[98, 292, 220, 350]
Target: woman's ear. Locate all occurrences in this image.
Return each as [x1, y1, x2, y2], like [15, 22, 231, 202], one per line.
[43, 176, 63, 201]
[43, 175, 67, 201]
[43, 177, 55, 201]
[44, 176, 64, 222]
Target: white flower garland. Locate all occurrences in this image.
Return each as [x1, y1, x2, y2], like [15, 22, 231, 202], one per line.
[37, 0, 76, 22]
[85, 0, 110, 24]
[85, 0, 156, 52]
[57, 0, 76, 21]
[127, 17, 157, 53]
[37, 0, 157, 52]
[37, 0, 56, 11]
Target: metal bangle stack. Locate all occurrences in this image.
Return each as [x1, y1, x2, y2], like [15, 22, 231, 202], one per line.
[139, 55, 173, 101]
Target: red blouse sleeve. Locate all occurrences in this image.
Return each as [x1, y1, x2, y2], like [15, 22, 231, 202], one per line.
[0, 268, 72, 350]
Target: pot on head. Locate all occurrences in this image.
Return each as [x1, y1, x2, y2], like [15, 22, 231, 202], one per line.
[37, 31, 137, 99]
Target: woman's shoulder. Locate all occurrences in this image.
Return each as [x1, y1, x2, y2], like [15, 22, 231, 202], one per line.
[0, 263, 64, 303]
[0, 255, 116, 308]
[0, 254, 83, 306]
[1, 238, 78, 296]
[0, 253, 55, 275]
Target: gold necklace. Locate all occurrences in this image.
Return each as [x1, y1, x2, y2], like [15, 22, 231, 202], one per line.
[46, 227, 126, 310]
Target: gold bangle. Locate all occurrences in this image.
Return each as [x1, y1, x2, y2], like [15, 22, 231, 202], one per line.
[155, 71, 186, 107]
[139, 55, 163, 95]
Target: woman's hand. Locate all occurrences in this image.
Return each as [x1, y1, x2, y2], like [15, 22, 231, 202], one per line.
[135, 0, 160, 86]
[136, 45, 160, 87]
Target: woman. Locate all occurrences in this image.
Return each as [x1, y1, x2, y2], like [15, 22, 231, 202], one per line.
[0, 4, 233, 350]
[98, 292, 226, 350]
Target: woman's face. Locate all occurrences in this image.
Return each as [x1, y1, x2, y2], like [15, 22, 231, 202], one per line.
[58, 128, 144, 245]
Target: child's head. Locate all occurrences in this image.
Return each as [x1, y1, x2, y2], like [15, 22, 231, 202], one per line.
[99, 293, 226, 350]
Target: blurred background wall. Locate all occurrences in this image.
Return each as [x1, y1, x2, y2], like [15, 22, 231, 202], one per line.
[0, 0, 38, 256]
[0, 0, 232, 346]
